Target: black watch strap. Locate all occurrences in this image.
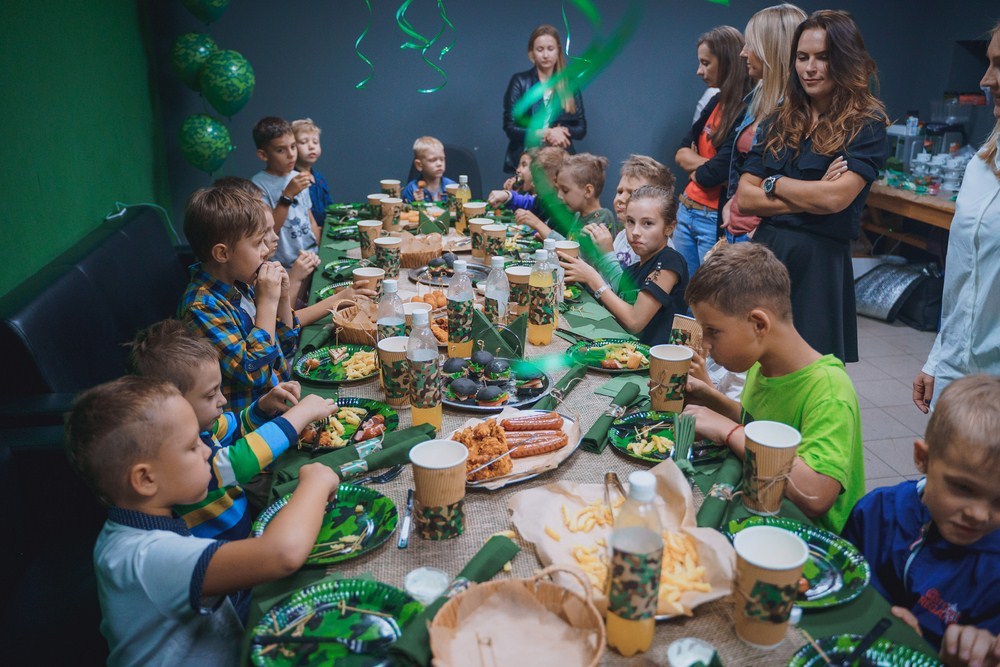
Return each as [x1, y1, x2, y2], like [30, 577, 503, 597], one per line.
[278, 194, 295, 207]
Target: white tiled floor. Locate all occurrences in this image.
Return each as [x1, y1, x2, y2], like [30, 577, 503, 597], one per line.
[850, 315, 938, 492]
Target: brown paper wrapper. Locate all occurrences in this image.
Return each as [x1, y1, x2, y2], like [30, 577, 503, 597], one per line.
[733, 528, 807, 647]
[376, 337, 410, 406]
[508, 459, 735, 617]
[742, 423, 800, 515]
[670, 314, 704, 356]
[650, 347, 691, 413]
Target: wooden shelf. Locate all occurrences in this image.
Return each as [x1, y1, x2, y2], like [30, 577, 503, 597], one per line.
[861, 221, 928, 250]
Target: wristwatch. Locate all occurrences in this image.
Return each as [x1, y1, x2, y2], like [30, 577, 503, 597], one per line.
[593, 284, 611, 300]
[277, 194, 295, 207]
[762, 175, 783, 199]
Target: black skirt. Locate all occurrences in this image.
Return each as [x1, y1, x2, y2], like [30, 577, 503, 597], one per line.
[753, 224, 858, 363]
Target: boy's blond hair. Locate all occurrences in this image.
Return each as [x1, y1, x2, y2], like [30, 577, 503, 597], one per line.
[559, 153, 610, 197]
[925, 374, 1000, 465]
[621, 155, 675, 190]
[128, 320, 219, 393]
[413, 136, 444, 160]
[292, 118, 321, 138]
[65, 376, 181, 506]
[534, 146, 567, 185]
[685, 243, 793, 320]
[184, 186, 269, 263]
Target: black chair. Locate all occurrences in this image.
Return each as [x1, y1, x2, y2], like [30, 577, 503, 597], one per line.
[406, 143, 483, 199]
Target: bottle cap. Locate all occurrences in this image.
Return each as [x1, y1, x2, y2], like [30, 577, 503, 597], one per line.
[628, 470, 657, 502]
[543, 238, 556, 250]
[459, 175, 468, 184]
[491, 256, 505, 270]
[534, 249, 548, 262]
[412, 309, 429, 326]
[383, 279, 398, 294]
[453, 259, 467, 273]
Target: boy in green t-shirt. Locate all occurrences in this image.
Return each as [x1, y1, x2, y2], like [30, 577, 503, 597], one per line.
[682, 243, 864, 533]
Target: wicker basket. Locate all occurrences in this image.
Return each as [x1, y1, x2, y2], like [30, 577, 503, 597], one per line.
[329, 299, 377, 346]
[429, 566, 605, 667]
[401, 246, 442, 269]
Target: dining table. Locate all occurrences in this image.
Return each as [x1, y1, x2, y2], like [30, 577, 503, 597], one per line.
[241, 205, 938, 666]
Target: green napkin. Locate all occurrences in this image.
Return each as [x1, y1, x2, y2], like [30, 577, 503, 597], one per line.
[532, 363, 588, 411]
[556, 321, 635, 343]
[471, 309, 526, 359]
[324, 240, 360, 252]
[595, 375, 649, 400]
[418, 209, 449, 234]
[581, 383, 641, 454]
[695, 455, 743, 529]
[389, 536, 521, 666]
[561, 300, 611, 321]
[269, 424, 435, 500]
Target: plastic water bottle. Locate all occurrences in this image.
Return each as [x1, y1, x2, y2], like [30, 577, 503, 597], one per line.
[455, 175, 472, 235]
[543, 238, 565, 304]
[446, 260, 474, 358]
[484, 256, 510, 326]
[527, 250, 555, 345]
[376, 279, 405, 340]
[606, 471, 664, 657]
[407, 309, 442, 431]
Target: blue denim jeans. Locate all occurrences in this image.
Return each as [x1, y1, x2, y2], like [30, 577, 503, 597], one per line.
[725, 230, 751, 244]
[673, 201, 718, 276]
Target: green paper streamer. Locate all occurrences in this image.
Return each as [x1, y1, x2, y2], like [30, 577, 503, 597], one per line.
[396, 0, 451, 94]
[434, 0, 456, 60]
[354, 0, 375, 89]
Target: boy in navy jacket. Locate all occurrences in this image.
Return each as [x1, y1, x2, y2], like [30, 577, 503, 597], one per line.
[843, 375, 1000, 667]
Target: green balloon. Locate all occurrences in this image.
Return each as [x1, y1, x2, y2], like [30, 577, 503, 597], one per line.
[181, 0, 230, 24]
[199, 49, 255, 117]
[179, 114, 233, 173]
[170, 32, 217, 91]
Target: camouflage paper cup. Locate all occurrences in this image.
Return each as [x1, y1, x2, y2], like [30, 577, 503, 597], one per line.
[468, 218, 491, 259]
[670, 314, 704, 356]
[742, 421, 801, 516]
[482, 224, 507, 259]
[403, 302, 433, 334]
[649, 344, 693, 413]
[733, 526, 808, 648]
[505, 265, 532, 316]
[367, 193, 388, 218]
[380, 179, 401, 197]
[373, 236, 402, 279]
[357, 219, 383, 259]
[376, 336, 410, 406]
[409, 439, 468, 540]
[381, 197, 404, 232]
[554, 240, 580, 259]
[353, 266, 385, 298]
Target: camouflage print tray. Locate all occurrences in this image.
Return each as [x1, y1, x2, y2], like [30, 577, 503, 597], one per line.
[724, 516, 870, 609]
[252, 485, 398, 566]
[249, 578, 423, 666]
[788, 634, 939, 667]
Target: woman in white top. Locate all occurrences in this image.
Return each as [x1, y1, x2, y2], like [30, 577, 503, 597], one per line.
[913, 22, 1000, 412]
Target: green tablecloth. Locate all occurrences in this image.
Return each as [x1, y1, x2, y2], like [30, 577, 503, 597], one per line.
[558, 289, 634, 342]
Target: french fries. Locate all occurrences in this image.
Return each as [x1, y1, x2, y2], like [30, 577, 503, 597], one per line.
[560, 498, 623, 533]
[343, 350, 377, 379]
[627, 433, 674, 457]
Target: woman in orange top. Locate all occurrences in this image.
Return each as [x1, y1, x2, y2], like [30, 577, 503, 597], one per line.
[673, 26, 751, 276]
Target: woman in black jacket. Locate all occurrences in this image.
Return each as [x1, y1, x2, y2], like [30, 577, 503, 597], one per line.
[502, 24, 586, 174]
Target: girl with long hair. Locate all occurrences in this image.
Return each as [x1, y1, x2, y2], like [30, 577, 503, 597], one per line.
[738, 10, 889, 363]
[674, 26, 752, 276]
[501, 25, 586, 174]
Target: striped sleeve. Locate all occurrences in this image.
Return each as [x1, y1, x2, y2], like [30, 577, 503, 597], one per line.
[214, 417, 298, 486]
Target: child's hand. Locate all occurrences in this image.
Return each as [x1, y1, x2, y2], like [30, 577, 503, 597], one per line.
[289, 251, 320, 282]
[890, 606, 923, 636]
[582, 223, 613, 254]
[689, 351, 711, 387]
[514, 208, 543, 231]
[255, 261, 283, 301]
[559, 253, 602, 291]
[278, 265, 291, 300]
[503, 176, 517, 190]
[822, 156, 848, 182]
[298, 462, 340, 502]
[720, 199, 733, 230]
[283, 172, 314, 198]
[681, 404, 736, 443]
[337, 286, 378, 302]
[299, 393, 338, 423]
[259, 381, 302, 414]
[941, 624, 1000, 667]
[487, 190, 511, 207]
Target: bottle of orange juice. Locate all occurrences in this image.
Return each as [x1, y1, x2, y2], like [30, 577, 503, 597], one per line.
[527, 249, 555, 345]
[455, 175, 471, 235]
[606, 471, 663, 656]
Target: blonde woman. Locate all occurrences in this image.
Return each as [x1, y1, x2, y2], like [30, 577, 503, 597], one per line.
[723, 3, 806, 242]
[502, 25, 586, 174]
[913, 22, 1000, 413]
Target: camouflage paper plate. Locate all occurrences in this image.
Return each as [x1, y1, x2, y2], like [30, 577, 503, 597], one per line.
[562, 285, 583, 303]
[567, 338, 650, 373]
[609, 412, 729, 465]
[327, 224, 359, 241]
[724, 516, 870, 609]
[316, 282, 352, 300]
[297, 397, 399, 453]
[294, 345, 378, 384]
[788, 634, 939, 667]
[249, 578, 423, 666]
[323, 258, 360, 275]
[253, 485, 398, 566]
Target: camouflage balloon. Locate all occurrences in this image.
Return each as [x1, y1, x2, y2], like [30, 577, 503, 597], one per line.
[179, 114, 233, 173]
[199, 49, 255, 117]
[180, 0, 230, 24]
[169, 32, 217, 91]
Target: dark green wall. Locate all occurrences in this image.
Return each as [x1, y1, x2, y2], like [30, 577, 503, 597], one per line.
[0, 1, 170, 297]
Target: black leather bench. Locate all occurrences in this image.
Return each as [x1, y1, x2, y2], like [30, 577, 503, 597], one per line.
[0, 205, 190, 664]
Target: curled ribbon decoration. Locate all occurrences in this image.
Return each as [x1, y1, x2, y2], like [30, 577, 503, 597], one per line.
[561, 0, 596, 69]
[396, 0, 453, 93]
[354, 0, 375, 89]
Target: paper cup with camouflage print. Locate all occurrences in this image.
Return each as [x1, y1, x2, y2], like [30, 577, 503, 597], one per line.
[380, 179, 401, 197]
[742, 421, 801, 516]
[373, 236, 402, 279]
[468, 218, 491, 260]
[381, 197, 404, 232]
[357, 219, 383, 260]
[376, 336, 410, 406]
[505, 265, 532, 316]
[408, 439, 468, 540]
[649, 344, 693, 413]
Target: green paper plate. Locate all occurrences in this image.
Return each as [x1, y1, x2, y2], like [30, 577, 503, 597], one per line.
[298, 397, 399, 452]
[253, 485, 399, 566]
[249, 578, 423, 666]
[316, 282, 352, 300]
[724, 516, 871, 609]
[562, 285, 583, 303]
[327, 225, 359, 241]
[324, 258, 360, 275]
[788, 634, 939, 667]
[294, 345, 378, 384]
[609, 411, 677, 463]
[567, 338, 650, 373]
